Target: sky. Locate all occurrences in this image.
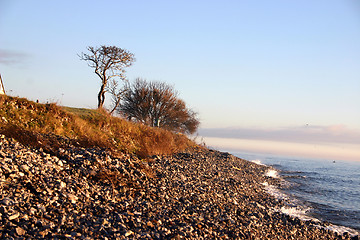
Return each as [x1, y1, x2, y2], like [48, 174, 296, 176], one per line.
[1, 0, 359, 161]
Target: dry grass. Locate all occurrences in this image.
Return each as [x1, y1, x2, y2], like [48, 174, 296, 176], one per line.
[0, 95, 194, 157]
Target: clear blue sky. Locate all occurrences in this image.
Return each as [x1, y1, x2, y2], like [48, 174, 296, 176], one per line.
[1, 0, 359, 160]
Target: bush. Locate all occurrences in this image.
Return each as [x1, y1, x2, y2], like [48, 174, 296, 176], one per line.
[119, 78, 200, 134]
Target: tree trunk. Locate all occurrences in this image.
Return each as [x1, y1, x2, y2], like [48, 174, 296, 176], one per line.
[98, 84, 106, 109]
[109, 97, 121, 115]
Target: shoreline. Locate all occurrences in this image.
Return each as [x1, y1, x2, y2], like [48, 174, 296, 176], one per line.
[261, 166, 359, 237]
[0, 135, 358, 239]
[246, 152, 360, 236]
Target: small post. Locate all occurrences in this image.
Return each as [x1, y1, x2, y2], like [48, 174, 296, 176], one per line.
[0, 74, 5, 95]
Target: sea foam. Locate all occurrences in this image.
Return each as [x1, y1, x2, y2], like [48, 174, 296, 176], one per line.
[280, 206, 315, 222]
[264, 169, 279, 178]
[251, 159, 266, 166]
[319, 224, 359, 237]
[261, 163, 359, 237]
[262, 182, 288, 201]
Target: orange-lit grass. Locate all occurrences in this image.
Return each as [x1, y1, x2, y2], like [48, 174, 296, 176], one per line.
[0, 95, 194, 157]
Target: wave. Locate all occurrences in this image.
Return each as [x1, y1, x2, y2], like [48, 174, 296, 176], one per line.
[241, 154, 360, 236]
[280, 206, 315, 222]
[264, 169, 280, 178]
[262, 182, 288, 200]
[250, 159, 266, 166]
[318, 224, 359, 237]
[283, 175, 307, 179]
[261, 167, 359, 237]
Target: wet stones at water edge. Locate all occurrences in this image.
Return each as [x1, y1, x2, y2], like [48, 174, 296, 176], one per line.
[0, 134, 358, 239]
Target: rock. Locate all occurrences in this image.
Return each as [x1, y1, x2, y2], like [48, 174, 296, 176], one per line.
[16, 227, 26, 236]
[59, 181, 66, 188]
[147, 221, 155, 228]
[8, 212, 20, 220]
[67, 194, 78, 203]
[20, 164, 30, 173]
[125, 230, 134, 237]
[0, 197, 14, 206]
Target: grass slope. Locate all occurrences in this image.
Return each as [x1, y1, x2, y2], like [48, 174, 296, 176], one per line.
[0, 95, 194, 157]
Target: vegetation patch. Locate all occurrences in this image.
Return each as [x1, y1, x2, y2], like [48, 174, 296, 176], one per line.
[0, 95, 194, 158]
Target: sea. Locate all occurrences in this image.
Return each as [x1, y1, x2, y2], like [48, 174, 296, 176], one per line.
[233, 152, 360, 236]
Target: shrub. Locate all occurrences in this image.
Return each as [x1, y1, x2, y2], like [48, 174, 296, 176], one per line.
[119, 78, 200, 134]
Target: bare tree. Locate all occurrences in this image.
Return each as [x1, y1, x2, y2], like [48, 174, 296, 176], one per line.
[79, 45, 135, 109]
[107, 79, 128, 115]
[119, 78, 200, 134]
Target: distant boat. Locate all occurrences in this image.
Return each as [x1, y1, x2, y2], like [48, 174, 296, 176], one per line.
[333, 160, 336, 163]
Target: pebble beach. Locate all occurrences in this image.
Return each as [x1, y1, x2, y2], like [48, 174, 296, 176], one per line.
[0, 135, 358, 239]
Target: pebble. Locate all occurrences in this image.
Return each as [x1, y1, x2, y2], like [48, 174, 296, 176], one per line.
[0, 135, 357, 239]
[16, 227, 25, 236]
[8, 212, 20, 220]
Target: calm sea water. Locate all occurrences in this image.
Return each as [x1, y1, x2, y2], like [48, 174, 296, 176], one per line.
[233, 152, 360, 236]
